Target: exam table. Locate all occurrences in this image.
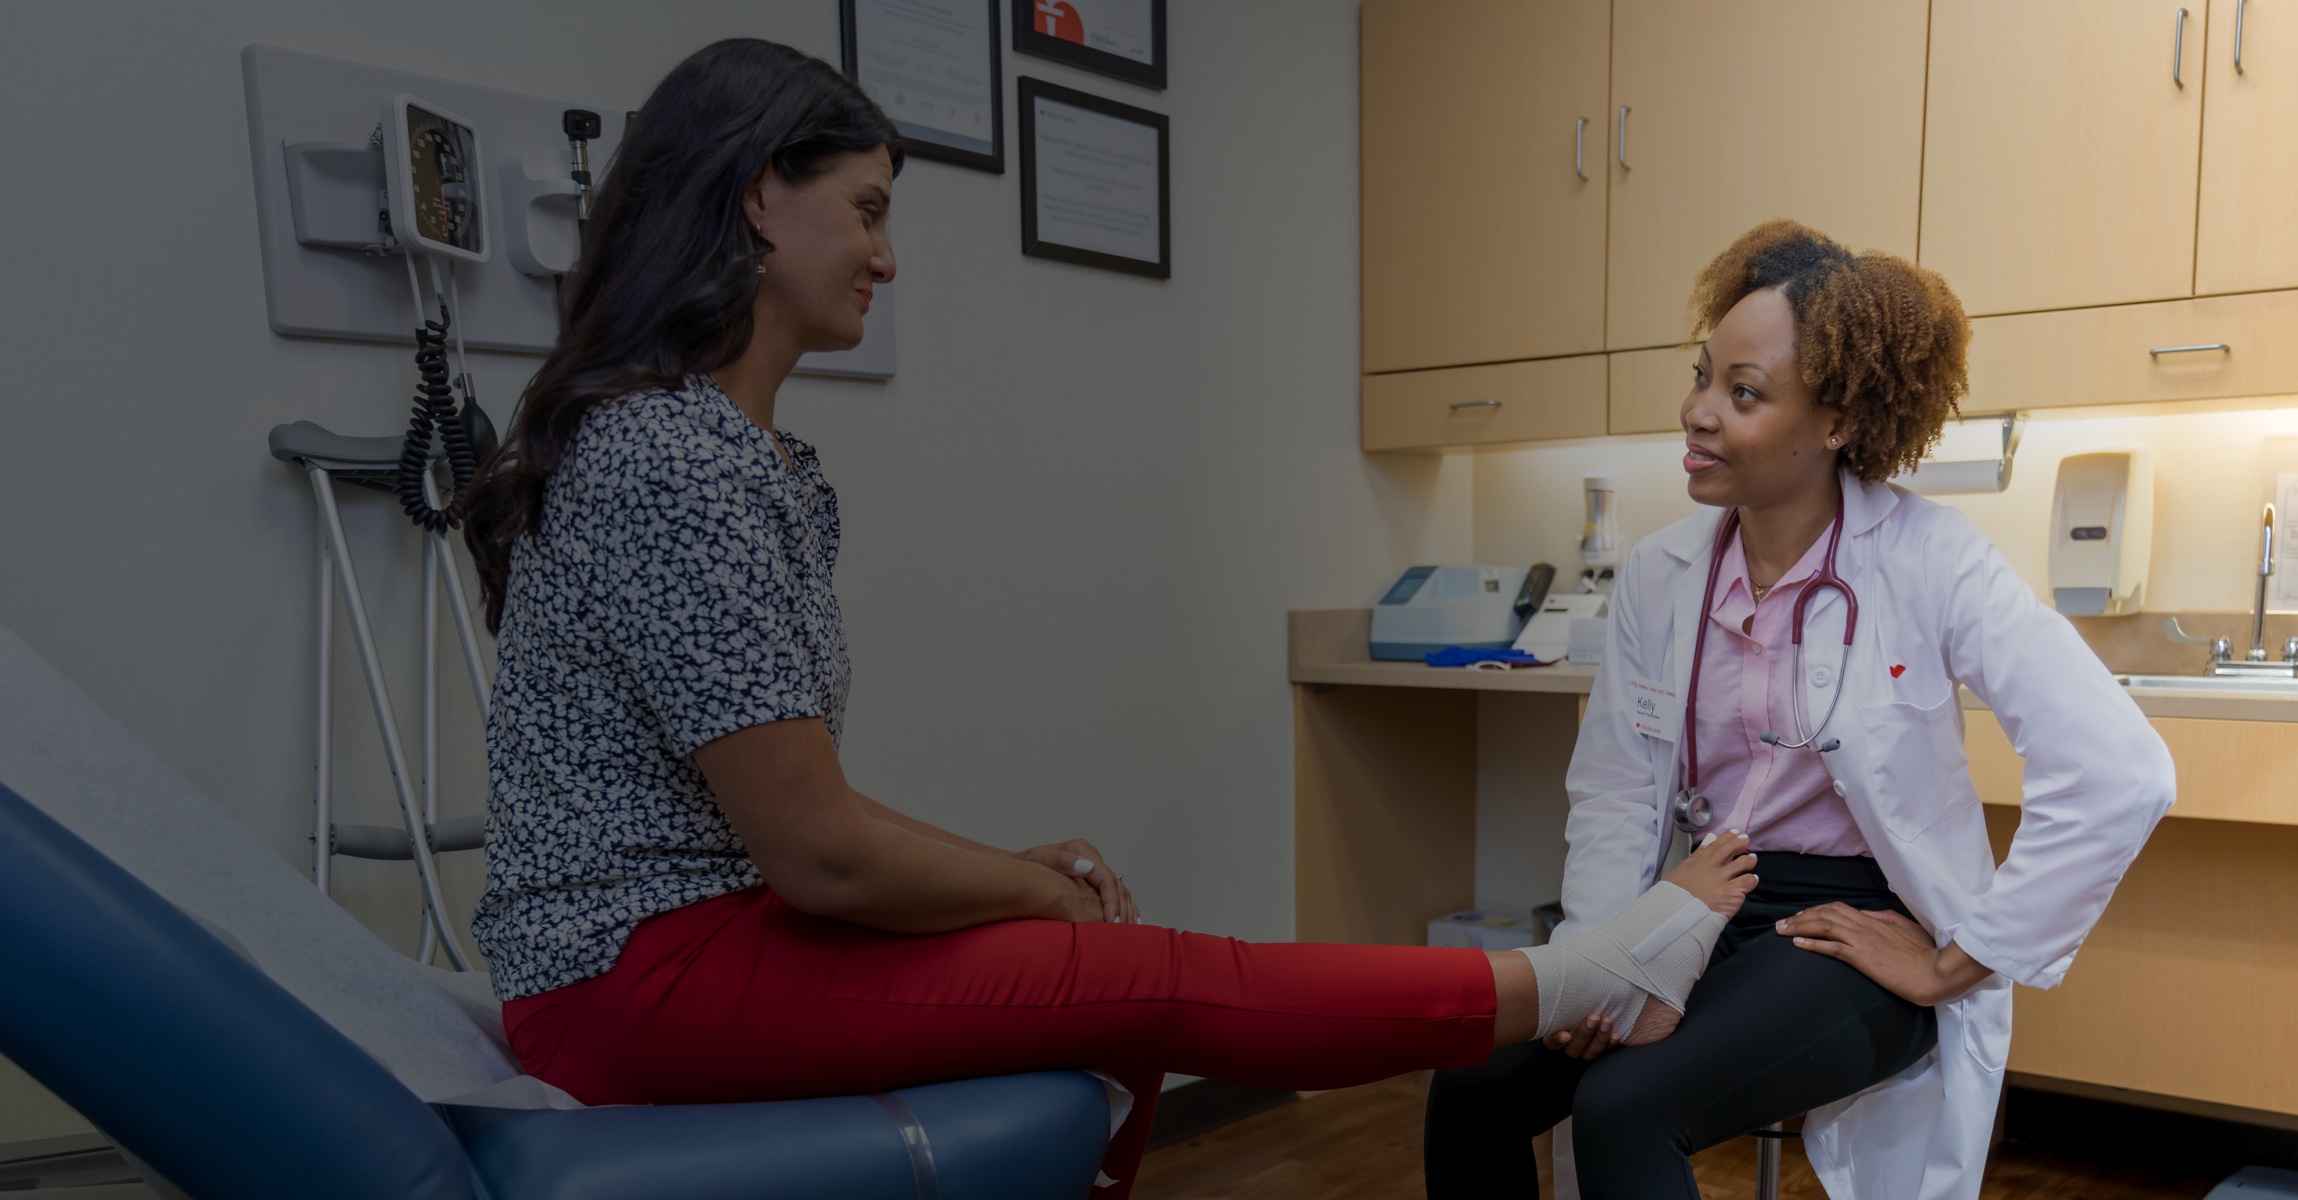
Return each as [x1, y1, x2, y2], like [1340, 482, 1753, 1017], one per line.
[0, 622, 1112, 1199]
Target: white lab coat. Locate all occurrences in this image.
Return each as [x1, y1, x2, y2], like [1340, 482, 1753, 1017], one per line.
[1555, 472, 2175, 1200]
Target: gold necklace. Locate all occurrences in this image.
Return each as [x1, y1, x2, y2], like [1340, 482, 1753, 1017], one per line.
[1751, 581, 1774, 602]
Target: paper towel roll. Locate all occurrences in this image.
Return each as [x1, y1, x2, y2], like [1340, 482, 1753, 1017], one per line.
[1899, 458, 2005, 495]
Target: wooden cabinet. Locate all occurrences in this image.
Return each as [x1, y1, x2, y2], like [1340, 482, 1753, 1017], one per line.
[2196, 0, 2298, 294]
[1965, 289, 2298, 412]
[1606, 343, 1696, 435]
[1922, 0, 2206, 316]
[1970, 710, 2298, 1116]
[1988, 807, 2298, 1117]
[1604, 0, 1927, 351]
[1359, 0, 2298, 453]
[1359, 0, 1610, 374]
[1970, 708, 2298, 825]
[1361, 355, 1608, 452]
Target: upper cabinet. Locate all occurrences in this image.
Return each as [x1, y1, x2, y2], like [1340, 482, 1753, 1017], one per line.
[1360, 0, 1610, 374]
[2196, 0, 2298, 294]
[1604, 0, 1928, 351]
[1922, 0, 2206, 316]
[1359, 0, 2298, 453]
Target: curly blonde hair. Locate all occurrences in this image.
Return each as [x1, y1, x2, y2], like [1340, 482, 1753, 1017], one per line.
[1687, 219, 1972, 482]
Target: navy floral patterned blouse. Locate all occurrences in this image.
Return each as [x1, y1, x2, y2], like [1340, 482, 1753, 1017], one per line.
[472, 375, 849, 1001]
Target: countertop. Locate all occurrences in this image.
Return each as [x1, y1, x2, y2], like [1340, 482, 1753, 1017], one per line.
[1288, 609, 2298, 723]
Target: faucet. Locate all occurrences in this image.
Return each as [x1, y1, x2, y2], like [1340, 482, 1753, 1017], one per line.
[2249, 503, 2277, 663]
[2163, 503, 2295, 677]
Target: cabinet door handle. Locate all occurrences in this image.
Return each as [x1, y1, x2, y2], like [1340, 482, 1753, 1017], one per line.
[1449, 399, 1503, 411]
[1575, 116, 1589, 181]
[2237, 0, 2249, 73]
[2175, 7, 2189, 88]
[2148, 342, 2230, 356]
[1616, 105, 1632, 171]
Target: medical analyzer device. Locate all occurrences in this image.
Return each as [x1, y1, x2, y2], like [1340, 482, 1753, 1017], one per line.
[1370, 565, 1540, 660]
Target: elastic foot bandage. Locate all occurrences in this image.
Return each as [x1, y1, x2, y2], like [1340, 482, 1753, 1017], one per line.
[1515, 882, 1727, 1040]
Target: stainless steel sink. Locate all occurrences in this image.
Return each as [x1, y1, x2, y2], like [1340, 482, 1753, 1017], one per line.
[2117, 673, 2298, 694]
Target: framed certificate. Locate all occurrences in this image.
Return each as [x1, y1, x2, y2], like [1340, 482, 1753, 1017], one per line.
[1019, 77, 1169, 279]
[841, 0, 1005, 173]
[1011, 0, 1166, 90]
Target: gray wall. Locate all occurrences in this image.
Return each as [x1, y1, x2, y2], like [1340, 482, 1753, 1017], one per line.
[0, 0, 1469, 1140]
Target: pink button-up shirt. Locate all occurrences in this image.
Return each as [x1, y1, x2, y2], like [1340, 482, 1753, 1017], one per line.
[1692, 527, 1873, 857]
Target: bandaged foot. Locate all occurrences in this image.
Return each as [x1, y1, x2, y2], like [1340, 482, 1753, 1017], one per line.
[1516, 833, 1755, 1041]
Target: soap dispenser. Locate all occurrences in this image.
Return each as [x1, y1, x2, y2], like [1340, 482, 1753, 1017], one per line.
[2049, 448, 2156, 616]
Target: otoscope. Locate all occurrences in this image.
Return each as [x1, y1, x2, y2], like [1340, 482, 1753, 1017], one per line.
[564, 108, 601, 231]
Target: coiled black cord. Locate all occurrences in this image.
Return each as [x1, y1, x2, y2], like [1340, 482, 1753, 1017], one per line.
[396, 300, 478, 531]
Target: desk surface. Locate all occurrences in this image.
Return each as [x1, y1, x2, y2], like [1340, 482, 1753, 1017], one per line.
[1287, 608, 2298, 723]
[1287, 609, 1596, 694]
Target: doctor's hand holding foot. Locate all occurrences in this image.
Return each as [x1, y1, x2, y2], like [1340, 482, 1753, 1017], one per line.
[1537, 832, 1759, 1057]
[1488, 831, 1753, 1047]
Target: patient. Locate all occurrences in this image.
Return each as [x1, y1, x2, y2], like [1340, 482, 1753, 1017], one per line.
[455, 37, 1751, 1197]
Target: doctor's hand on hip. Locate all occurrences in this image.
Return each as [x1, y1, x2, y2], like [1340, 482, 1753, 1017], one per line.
[1776, 904, 1994, 1006]
[1016, 839, 1139, 923]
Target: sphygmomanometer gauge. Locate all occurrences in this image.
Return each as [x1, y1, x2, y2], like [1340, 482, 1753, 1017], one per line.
[383, 94, 489, 264]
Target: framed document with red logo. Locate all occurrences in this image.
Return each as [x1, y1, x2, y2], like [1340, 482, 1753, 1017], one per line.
[842, 0, 1005, 172]
[1019, 77, 1169, 278]
[1010, 0, 1165, 90]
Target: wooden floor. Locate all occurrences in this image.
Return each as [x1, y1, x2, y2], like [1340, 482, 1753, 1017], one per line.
[1133, 1073, 2227, 1200]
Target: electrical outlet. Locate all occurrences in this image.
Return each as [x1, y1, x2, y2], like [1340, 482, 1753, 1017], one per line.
[2277, 472, 2298, 611]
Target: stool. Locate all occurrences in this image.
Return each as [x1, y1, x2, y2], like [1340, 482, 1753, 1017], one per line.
[1754, 1119, 1800, 1200]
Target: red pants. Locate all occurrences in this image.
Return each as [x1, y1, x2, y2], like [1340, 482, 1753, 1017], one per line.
[503, 887, 1496, 1196]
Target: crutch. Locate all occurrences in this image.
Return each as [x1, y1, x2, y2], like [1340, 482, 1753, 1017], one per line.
[269, 422, 487, 970]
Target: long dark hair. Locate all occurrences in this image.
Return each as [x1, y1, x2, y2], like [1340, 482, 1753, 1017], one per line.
[462, 38, 900, 632]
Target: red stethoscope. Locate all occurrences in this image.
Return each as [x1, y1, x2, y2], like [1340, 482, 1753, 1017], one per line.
[1670, 492, 1860, 836]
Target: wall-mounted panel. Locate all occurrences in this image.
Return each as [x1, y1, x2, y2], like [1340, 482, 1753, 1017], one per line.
[242, 45, 893, 377]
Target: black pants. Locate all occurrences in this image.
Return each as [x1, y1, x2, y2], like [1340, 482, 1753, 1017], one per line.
[1424, 854, 1938, 1199]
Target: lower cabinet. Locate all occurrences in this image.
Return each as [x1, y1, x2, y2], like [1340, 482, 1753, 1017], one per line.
[1966, 709, 2298, 1118]
[1360, 354, 1607, 453]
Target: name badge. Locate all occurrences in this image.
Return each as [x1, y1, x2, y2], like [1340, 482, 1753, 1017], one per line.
[1629, 677, 1679, 742]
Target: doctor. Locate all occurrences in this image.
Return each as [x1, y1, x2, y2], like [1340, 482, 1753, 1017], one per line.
[1424, 220, 2175, 1199]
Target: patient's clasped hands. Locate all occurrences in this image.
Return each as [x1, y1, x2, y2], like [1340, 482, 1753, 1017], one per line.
[1535, 832, 1758, 1060]
[1016, 838, 1141, 924]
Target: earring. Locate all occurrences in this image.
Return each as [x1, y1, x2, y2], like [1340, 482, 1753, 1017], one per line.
[1828, 435, 1841, 446]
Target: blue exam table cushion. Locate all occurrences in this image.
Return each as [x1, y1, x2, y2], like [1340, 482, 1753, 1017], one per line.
[0, 618, 1114, 1200]
[441, 1071, 1111, 1200]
